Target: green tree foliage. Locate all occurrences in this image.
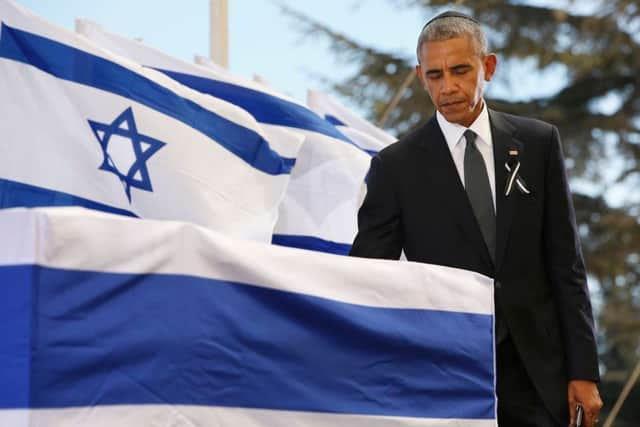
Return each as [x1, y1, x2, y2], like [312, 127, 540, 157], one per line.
[281, 0, 640, 421]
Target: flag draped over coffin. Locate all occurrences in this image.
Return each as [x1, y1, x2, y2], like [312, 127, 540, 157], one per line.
[307, 89, 397, 155]
[77, 19, 372, 255]
[0, 207, 497, 427]
[0, 0, 302, 242]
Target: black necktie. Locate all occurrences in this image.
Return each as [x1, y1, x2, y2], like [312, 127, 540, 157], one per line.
[464, 130, 496, 262]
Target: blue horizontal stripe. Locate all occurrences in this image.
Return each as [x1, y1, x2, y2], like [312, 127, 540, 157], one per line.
[0, 178, 137, 217]
[157, 69, 357, 147]
[0, 265, 495, 419]
[324, 114, 347, 127]
[0, 24, 294, 175]
[0, 266, 32, 409]
[321, 116, 377, 156]
[272, 234, 352, 256]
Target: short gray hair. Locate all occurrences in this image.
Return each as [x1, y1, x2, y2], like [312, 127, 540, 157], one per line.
[416, 16, 488, 63]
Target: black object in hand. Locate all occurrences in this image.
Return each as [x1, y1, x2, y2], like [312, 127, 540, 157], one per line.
[576, 404, 583, 427]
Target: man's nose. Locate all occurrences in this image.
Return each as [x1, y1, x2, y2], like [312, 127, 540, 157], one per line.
[440, 73, 457, 94]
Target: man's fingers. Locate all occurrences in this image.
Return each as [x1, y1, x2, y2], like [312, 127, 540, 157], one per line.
[582, 412, 599, 427]
[582, 400, 603, 427]
[568, 401, 576, 427]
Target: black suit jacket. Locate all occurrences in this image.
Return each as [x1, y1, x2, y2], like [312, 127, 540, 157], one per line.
[350, 110, 599, 422]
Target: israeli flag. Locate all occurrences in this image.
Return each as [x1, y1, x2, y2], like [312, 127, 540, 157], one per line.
[77, 19, 371, 256]
[0, 207, 497, 427]
[0, 1, 302, 243]
[307, 89, 397, 155]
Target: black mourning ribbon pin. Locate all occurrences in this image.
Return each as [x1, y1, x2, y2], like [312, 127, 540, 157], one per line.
[504, 149, 531, 196]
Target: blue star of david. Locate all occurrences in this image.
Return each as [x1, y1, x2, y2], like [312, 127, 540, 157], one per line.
[88, 107, 166, 203]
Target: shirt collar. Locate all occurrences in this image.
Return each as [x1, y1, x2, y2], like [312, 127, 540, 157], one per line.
[436, 102, 492, 149]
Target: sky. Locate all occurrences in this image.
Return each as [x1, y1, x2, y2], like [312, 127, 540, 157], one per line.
[13, 0, 427, 109]
[12, 0, 569, 111]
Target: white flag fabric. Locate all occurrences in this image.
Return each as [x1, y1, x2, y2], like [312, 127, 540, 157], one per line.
[0, 206, 497, 427]
[77, 19, 372, 255]
[307, 89, 397, 155]
[0, 1, 301, 243]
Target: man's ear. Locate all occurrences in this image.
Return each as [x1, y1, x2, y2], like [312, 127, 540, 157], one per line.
[415, 64, 426, 86]
[483, 53, 497, 81]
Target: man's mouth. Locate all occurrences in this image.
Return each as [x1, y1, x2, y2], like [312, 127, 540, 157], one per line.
[440, 100, 465, 108]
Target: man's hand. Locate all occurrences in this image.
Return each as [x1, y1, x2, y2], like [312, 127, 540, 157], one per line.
[568, 380, 603, 427]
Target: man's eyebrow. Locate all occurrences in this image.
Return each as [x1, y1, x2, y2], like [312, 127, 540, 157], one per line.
[424, 63, 472, 75]
[450, 64, 472, 71]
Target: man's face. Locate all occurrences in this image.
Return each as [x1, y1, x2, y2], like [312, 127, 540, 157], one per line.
[416, 36, 496, 127]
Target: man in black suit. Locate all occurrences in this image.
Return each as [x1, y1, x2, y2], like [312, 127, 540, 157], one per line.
[350, 11, 602, 427]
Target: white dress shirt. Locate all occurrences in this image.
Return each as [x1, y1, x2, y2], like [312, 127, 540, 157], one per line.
[436, 103, 496, 209]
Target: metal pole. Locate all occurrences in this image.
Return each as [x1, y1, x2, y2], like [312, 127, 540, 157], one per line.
[377, 69, 416, 128]
[209, 0, 229, 68]
[603, 358, 640, 427]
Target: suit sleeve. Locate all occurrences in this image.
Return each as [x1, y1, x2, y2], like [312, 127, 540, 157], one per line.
[349, 154, 403, 260]
[543, 126, 600, 381]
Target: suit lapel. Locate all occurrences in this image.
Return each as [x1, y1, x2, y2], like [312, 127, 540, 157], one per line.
[490, 110, 523, 272]
[418, 117, 494, 270]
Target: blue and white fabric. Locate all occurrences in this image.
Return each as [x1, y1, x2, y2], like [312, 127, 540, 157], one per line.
[0, 207, 497, 427]
[307, 89, 397, 155]
[77, 19, 371, 255]
[0, 1, 301, 242]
